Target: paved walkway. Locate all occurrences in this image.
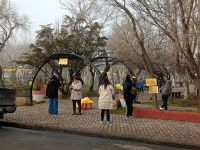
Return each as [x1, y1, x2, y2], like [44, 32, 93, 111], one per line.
[2, 98, 200, 149]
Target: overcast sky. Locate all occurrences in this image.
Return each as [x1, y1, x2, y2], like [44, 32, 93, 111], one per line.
[12, 0, 67, 41]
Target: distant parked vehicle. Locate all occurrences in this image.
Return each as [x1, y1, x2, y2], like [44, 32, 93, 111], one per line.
[0, 88, 16, 119]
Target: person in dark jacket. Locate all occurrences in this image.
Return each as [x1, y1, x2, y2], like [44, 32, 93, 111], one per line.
[159, 80, 172, 111]
[123, 74, 135, 118]
[46, 75, 61, 115]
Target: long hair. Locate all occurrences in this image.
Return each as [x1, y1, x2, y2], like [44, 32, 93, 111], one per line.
[48, 75, 57, 86]
[102, 78, 110, 89]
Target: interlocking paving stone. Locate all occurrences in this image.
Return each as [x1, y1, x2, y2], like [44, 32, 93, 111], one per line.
[2, 99, 200, 148]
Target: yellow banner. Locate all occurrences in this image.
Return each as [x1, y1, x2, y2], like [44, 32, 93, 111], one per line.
[149, 86, 159, 93]
[146, 78, 157, 86]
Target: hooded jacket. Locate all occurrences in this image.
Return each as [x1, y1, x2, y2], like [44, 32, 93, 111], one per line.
[70, 80, 83, 100]
[123, 80, 134, 95]
[159, 80, 172, 96]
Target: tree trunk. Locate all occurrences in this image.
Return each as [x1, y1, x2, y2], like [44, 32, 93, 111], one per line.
[152, 93, 159, 110]
[116, 68, 120, 83]
[0, 66, 5, 88]
[183, 73, 190, 100]
[89, 67, 95, 92]
[195, 80, 200, 110]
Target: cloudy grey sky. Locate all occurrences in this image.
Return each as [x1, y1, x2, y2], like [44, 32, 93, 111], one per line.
[12, 0, 67, 40]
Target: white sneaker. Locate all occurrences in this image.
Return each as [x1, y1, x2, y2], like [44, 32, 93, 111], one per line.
[100, 121, 105, 124]
[106, 121, 112, 124]
[160, 107, 164, 111]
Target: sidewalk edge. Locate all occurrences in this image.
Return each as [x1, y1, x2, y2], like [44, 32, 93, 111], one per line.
[0, 121, 199, 150]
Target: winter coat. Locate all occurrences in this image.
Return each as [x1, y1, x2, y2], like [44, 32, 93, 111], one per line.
[159, 80, 172, 96]
[70, 81, 83, 100]
[46, 79, 61, 98]
[123, 80, 134, 96]
[98, 84, 115, 109]
[138, 80, 145, 88]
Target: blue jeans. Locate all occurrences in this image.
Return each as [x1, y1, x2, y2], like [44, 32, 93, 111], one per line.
[48, 98, 58, 115]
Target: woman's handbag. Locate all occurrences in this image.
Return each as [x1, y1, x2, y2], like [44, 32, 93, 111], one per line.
[112, 100, 117, 109]
[112, 94, 117, 109]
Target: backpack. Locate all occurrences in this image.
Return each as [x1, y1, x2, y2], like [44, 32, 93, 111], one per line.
[130, 86, 137, 96]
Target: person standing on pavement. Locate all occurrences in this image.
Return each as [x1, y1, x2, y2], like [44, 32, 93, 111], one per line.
[123, 74, 134, 118]
[159, 80, 172, 111]
[137, 78, 145, 92]
[70, 75, 83, 115]
[46, 75, 61, 115]
[98, 78, 115, 124]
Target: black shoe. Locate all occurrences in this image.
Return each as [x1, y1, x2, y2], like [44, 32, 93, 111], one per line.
[72, 113, 76, 115]
[77, 112, 82, 115]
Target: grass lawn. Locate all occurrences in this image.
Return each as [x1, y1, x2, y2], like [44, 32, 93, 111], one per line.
[16, 98, 46, 107]
[111, 107, 126, 115]
[16, 88, 27, 97]
[15, 99, 27, 107]
[142, 97, 198, 108]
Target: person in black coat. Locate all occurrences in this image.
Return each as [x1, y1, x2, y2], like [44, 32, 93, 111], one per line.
[123, 74, 135, 118]
[46, 75, 61, 115]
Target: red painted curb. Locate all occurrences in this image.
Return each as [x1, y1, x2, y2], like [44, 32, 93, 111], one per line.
[32, 90, 43, 94]
[134, 109, 200, 123]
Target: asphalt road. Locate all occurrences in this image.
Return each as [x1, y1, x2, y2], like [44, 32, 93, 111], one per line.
[0, 126, 186, 150]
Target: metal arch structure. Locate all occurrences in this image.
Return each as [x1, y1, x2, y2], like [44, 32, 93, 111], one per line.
[27, 53, 102, 105]
[75, 56, 135, 77]
[101, 57, 135, 76]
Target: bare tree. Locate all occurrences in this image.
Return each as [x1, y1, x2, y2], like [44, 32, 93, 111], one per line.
[0, 0, 28, 87]
[59, 0, 115, 91]
[135, 0, 200, 108]
[106, 0, 178, 109]
[106, 0, 154, 77]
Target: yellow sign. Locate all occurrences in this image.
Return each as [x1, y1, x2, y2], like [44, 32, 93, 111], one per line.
[146, 78, 157, 86]
[59, 58, 68, 65]
[149, 86, 158, 93]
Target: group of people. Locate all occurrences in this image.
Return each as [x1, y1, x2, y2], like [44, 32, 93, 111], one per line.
[46, 73, 172, 124]
[46, 75, 83, 115]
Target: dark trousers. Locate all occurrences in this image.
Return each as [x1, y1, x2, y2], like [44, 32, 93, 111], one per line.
[161, 94, 169, 110]
[101, 109, 110, 121]
[139, 88, 144, 92]
[124, 94, 134, 116]
[72, 100, 81, 114]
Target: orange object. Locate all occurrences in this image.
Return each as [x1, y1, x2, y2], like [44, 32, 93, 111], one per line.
[41, 84, 47, 95]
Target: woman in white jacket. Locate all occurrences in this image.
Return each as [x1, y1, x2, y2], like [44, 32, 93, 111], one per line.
[98, 78, 115, 124]
[70, 76, 83, 115]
